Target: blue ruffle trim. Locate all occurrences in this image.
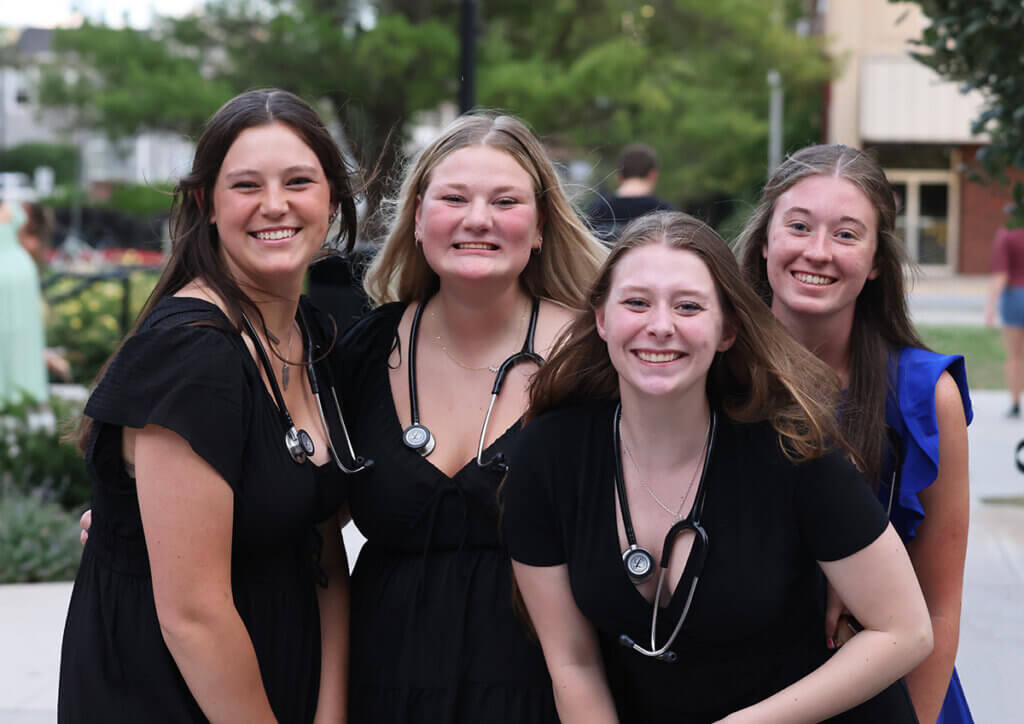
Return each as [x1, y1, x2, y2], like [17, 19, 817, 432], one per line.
[885, 347, 972, 542]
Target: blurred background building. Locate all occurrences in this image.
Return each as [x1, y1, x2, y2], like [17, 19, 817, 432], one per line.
[815, 0, 1010, 275]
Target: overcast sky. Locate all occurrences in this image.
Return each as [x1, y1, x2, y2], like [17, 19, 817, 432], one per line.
[6, 0, 201, 29]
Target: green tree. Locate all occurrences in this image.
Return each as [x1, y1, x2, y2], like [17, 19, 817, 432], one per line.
[37, 1, 458, 231]
[35, 0, 826, 226]
[477, 0, 830, 215]
[894, 0, 1024, 223]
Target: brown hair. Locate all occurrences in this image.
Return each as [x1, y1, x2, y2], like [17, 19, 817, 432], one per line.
[363, 112, 606, 308]
[618, 143, 658, 179]
[78, 88, 360, 450]
[528, 211, 856, 465]
[734, 144, 925, 483]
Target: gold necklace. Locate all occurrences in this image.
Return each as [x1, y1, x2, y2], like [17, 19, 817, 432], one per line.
[430, 304, 527, 373]
[621, 415, 710, 521]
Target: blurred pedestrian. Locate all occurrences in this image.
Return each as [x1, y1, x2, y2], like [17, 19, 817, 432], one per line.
[587, 143, 675, 242]
[984, 224, 1024, 417]
[0, 199, 48, 404]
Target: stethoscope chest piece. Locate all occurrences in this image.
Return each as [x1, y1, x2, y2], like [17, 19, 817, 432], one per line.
[623, 545, 655, 584]
[285, 427, 315, 464]
[403, 423, 436, 456]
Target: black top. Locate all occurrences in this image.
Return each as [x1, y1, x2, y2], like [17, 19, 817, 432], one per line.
[503, 400, 889, 723]
[58, 296, 348, 724]
[338, 303, 557, 723]
[586, 193, 676, 242]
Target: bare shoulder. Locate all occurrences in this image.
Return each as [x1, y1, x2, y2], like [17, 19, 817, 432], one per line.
[174, 280, 227, 314]
[934, 371, 967, 428]
[536, 298, 579, 358]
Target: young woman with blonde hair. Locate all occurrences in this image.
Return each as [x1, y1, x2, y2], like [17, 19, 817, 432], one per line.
[341, 112, 606, 723]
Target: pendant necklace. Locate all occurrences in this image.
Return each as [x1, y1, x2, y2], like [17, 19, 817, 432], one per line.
[431, 304, 527, 373]
[269, 320, 299, 391]
[621, 415, 710, 521]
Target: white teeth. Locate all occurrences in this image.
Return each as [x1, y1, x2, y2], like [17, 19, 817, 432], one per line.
[254, 229, 297, 241]
[455, 243, 496, 250]
[793, 272, 834, 286]
[636, 351, 682, 363]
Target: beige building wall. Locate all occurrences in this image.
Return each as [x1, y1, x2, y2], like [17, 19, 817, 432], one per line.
[824, 0, 976, 146]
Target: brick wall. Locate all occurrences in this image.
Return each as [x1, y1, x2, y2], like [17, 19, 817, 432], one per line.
[959, 144, 1024, 274]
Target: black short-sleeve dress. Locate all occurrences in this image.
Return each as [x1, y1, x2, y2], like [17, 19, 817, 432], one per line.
[57, 296, 348, 724]
[503, 400, 891, 724]
[338, 303, 557, 723]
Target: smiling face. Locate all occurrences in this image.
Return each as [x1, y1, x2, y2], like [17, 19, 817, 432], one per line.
[210, 121, 332, 289]
[596, 243, 735, 403]
[414, 145, 541, 287]
[762, 174, 879, 328]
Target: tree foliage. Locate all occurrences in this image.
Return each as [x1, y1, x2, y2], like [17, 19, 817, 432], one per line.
[33, 0, 828, 226]
[894, 0, 1024, 222]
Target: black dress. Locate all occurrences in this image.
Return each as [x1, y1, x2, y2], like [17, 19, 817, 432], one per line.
[340, 303, 557, 723]
[503, 400, 894, 724]
[57, 297, 348, 723]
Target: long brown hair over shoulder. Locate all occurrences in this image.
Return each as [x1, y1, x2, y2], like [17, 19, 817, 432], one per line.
[528, 211, 858, 466]
[363, 112, 606, 308]
[76, 88, 360, 450]
[734, 144, 925, 484]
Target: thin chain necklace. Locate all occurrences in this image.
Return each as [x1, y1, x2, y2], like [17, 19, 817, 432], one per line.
[430, 303, 527, 373]
[621, 415, 710, 521]
[268, 320, 299, 390]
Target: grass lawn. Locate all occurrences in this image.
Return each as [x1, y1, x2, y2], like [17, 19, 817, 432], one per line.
[918, 326, 1005, 390]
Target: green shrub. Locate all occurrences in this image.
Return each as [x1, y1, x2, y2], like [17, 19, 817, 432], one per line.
[0, 142, 80, 185]
[45, 270, 160, 384]
[0, 396, 91, 512]
[0, 491, 82, 583]
[104, 183, 174, 216]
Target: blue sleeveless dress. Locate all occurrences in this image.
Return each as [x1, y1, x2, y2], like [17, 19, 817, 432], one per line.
[883, 347, 973, 724]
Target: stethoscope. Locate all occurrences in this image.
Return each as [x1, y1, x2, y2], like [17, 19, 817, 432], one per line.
[241, 309, 373, 474]
[613, 403, 716, 663]
[402, 295, 543, 473]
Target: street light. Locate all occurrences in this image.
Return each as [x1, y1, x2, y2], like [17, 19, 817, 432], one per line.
[767, 69, 783, 174]
[458, 0, 476, 113]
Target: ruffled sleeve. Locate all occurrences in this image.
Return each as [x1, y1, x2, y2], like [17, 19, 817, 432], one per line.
[885, 346, 973, 541]
[84, 314, 251, 491]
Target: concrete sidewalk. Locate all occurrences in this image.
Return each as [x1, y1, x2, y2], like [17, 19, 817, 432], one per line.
[3, 390, 1023, 722]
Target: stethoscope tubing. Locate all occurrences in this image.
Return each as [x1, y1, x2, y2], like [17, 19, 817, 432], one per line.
[407, 295, 543, 471]
[613, 403, 717, 662]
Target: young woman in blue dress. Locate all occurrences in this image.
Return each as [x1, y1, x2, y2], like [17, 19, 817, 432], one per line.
[736, 144, 973, 724]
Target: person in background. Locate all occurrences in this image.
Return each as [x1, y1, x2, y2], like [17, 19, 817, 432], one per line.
[340, 112, 606, 723]
[984, 223, 1024, 417]
[60, 88, 359, 723]
[0, 199, 48, 404]
[17, 201, 72, 381]
[505, 211, 932, 723]
[587, 143, 675, 243]
[737, 144, 973, 724]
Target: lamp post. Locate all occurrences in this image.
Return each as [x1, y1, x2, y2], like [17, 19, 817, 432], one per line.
[458, 0, 476, 113]
[767, 69, 783, 174]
